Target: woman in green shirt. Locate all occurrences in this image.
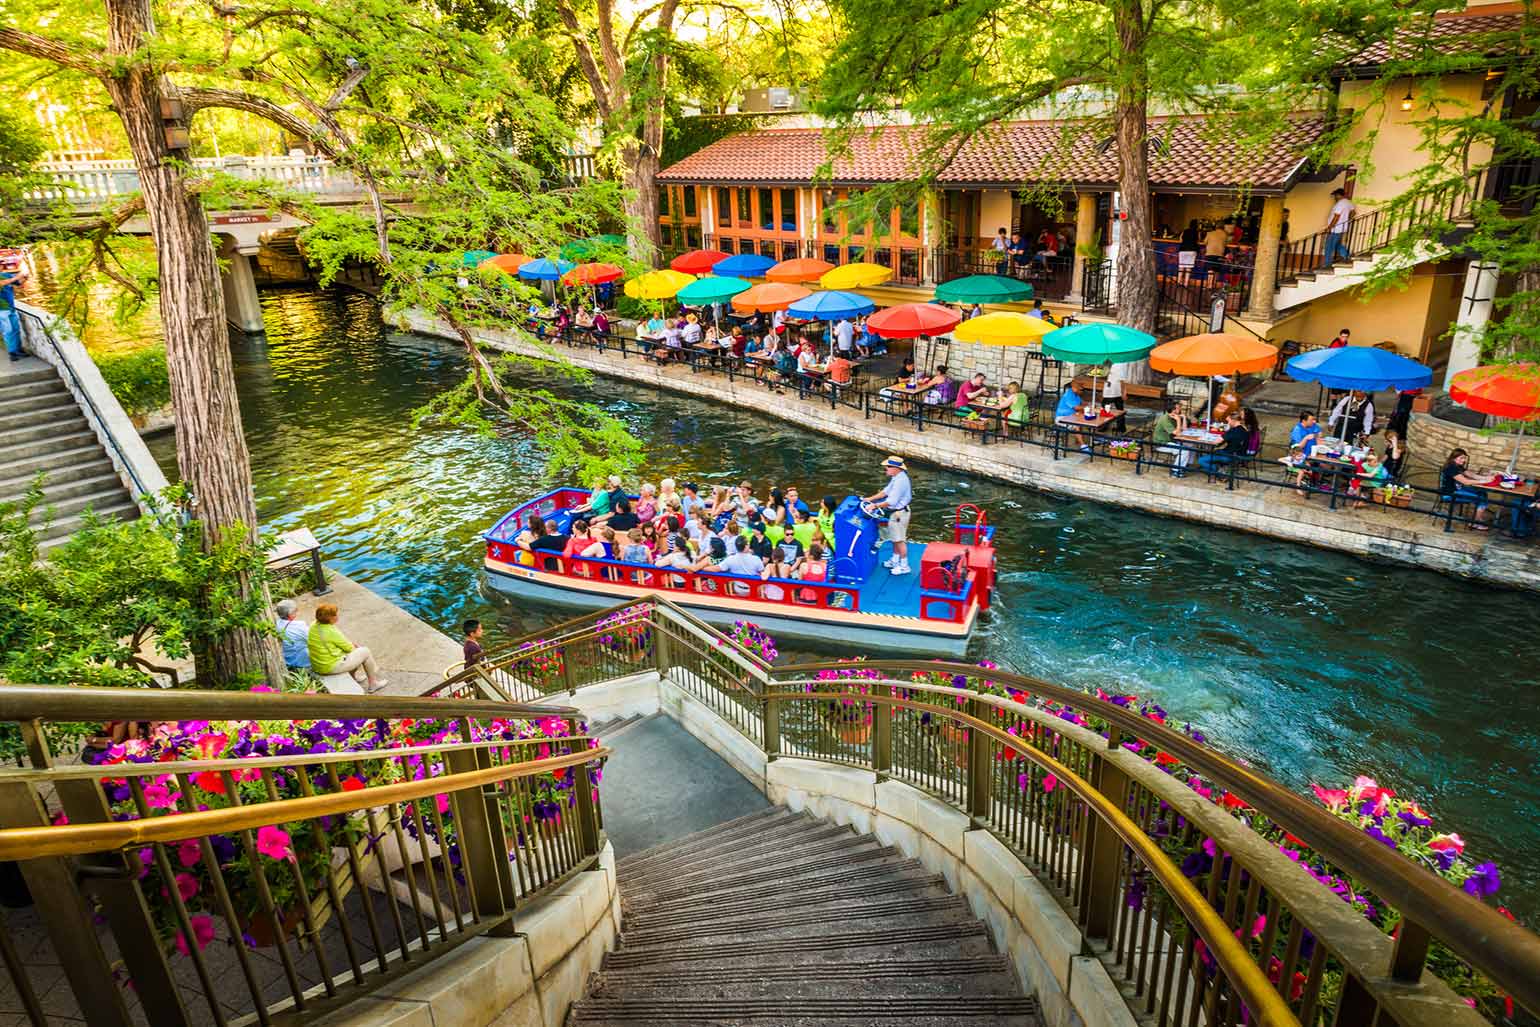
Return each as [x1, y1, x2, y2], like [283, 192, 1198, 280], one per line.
[307, 603, 387, 692]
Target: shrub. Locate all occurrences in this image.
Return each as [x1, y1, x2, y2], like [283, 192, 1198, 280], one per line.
[94, 344, 171, 416]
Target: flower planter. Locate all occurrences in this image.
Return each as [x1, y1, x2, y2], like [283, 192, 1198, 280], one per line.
[938, 722, 971, 767]
[1108, 449, 1139, 462]
[834, 720, 871, 745]
[242, 905, 307, 948]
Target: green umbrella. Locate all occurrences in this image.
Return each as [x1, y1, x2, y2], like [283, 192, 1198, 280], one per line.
[676, 276, 753, 306]
[560, 234, 626, 260]
[460, 249, 497, 267]
[933, 274, 1034, 304]
[1040, 323, 1157, 364]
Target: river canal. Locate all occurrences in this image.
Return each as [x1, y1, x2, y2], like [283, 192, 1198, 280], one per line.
[147, 288, 1540, 913]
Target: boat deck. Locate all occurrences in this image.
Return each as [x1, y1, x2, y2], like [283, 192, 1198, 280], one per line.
[859, 541, 928, 618]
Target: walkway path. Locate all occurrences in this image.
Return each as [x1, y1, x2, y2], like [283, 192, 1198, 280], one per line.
[405, 311, 1540, 594]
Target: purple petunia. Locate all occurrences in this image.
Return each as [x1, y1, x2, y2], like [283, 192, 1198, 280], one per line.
[1463, 862, 1501, 898]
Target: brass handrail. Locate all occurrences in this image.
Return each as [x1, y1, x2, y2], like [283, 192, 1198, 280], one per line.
[766, 689, 1296, 1026]
[776, 660, 1540, 1016]
[0, 745, 609, 860]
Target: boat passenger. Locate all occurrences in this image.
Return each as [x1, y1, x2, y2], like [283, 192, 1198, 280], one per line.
[690, 536, 727, 571]
[775, 527, 805, 566]
[761, 549, 795, 580]
[763, 488, 787, 526]
[620, 528, 650, 563]
[817, 496, 837, 539]
[643, 519, 668, 555]
[562, 519, 593, 559]
[635, 484, 658, 523]
[748, 521, 774, 560]
[572, 478, 611, 521]
[581, 526, 616, 559]
[687, 508, 713, 545]
[654, 532, 693, 569]
[794, 543, 828, 582]
[657, 478, 680, 511]
[707, 485, 732, 519]
[680, 482, 702, 519]
[607, 498, 640, 532]
[784, 486, 810, 516]
[790, 507, 815, 550]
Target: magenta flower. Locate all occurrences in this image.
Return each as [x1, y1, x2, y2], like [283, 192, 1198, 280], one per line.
[142, 782, 180, 811]
[255, 825, 294, 861]
[172, 873, 198, 902]
[175, 914, 216, 955]
[177, 839, 202, 868]
[1428, 833, 1466, 856]
[1310, 784, 1348, 810]
[1042, 774, 1058, 793]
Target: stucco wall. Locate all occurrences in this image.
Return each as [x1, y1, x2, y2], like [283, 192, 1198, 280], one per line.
[1338, 75, 1494, 206]
[1269, 260, 1467, 362]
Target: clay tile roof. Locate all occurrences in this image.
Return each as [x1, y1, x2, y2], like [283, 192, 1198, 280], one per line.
[658, 114, 1329, 194]
[1332, 10, 1527, 71]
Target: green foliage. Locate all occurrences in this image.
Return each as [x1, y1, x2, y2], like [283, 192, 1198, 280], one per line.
[662, 112, 769, 168]
[94, 343, 170, 416]
[0, 484, 275, 688]
[0, 108, 49, 247]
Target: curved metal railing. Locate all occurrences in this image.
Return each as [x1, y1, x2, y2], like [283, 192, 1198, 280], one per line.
[0, 685, 607, 1026]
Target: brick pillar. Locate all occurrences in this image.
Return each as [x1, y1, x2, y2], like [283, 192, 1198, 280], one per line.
[1247, 196, 1286, 320]
[1071, 192, 1098, 300]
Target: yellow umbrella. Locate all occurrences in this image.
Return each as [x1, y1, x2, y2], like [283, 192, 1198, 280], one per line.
[952, 312, 1057, 346]
[820, 262, 894, 289]
[624, 269, 696, 300]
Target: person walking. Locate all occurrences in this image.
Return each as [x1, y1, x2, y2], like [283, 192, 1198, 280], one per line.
[1, 254, 28, 362]
[863, 456, 914, 576]
[1321, 188, 1355, 267]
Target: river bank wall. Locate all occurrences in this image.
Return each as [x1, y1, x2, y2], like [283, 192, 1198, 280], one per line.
[403, 311, 1540, 594]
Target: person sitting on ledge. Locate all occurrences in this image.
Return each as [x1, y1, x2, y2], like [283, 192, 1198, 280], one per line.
[274, 600, 310, 673]
[462, 619, 484, 668]
[308, 603, 388, 693]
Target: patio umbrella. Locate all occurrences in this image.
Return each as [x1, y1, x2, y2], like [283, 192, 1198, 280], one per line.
[1150, 333, 1278, 425]
[624, 269, 696, 301]
[821, 262, 893, 289]
[517, 257, 575, 282]
[933, 275, 1033, 304]
[461, 249, 497, 267]
[867, 303, 961, 339]
[766, 258, 835, 284]
[953, 312, 1056, 346]
[481, 253, 530, 274]
[1449, 363, 1540, 474]
[677, 276, 752, 306]
[1285, 345, 1434, 392]
[671, 249, 729, 274]
[713, 252, 777, 277]
[560, 235, 626, 260]
[731, 282, 811, 313]
[562, 262, 624, 287]
[786, 290, 876, 322]
[1042, 324, 1159, 409]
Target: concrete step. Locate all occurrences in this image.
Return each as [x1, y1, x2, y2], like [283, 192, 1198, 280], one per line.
[0, 424, 95, 458]
[0, 367, 61, 390]
[631, 850, 928, 920]
[0, 403, 88, 435]
[620, 892, 973, 949]
[601, 919, 998, 974]
[620, 812, 839, 887]
[591, 712, 661, 744]
[0, 388, 73, 415]
[587, 955, 1022, 999]
[24, 486, 136, 526]
[568, 994, 1040, 1025]
[0, 470, 124, 508]
[35, 503, 139, 551]
[620, 823, 867, 893]
[0, 442, 117, 482]
[618, 807, 794, 873]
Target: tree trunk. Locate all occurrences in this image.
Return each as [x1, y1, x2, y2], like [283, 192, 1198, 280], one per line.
[102, 0, 285, 687]
[1113, 0, 1157, 338]
[623, 144, 663, 257]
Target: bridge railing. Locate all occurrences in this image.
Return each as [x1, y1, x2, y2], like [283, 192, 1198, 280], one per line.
[450, 597, 1537, 1027]
[0, 686, 607, 1025]
[28, 155, 365, 206]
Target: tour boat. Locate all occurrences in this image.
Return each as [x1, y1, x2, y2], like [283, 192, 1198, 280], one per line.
[482, 490, 997, 655]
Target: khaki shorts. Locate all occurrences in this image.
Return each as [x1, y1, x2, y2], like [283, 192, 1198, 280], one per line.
[885, 507, 911, 543]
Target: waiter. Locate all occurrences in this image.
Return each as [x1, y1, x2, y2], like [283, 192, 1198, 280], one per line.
[863, 456, 913, 576]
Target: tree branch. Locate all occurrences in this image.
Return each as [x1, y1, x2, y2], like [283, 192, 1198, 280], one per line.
[178, 85, 340, 159]
[324, 64, 370, 113]
[556, 0, 616, 120]
[0, 26, 104, 74]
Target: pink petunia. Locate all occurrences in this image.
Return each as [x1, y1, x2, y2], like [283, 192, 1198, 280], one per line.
[142, 782, 181, 811]
[193, 733, 228, 760]
[249, 684, 276, 693]
[172, 873, 198, 902]
[177, 839, 202, 868]
[1311, 784, 1348, 810]
[1042, 774, 1058, 793]
[1428, 833, 1465, 856]
[255, 825, 294, 861]
[174, 914, 216, 956]
[436, 794, 451, 815]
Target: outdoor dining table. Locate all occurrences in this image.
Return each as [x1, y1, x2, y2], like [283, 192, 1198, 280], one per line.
[1300, 448, 1376, 509]
[1456, 471, 1539, 535]
[955, 393, 1017, 442]
[1053, 409, 1121, 459]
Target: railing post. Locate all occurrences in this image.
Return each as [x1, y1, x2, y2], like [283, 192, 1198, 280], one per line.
[763, 696, 781, 759]
[966, 699, 990, 823]
[571, 755, 602, 859]
[1078, 739, 1131, 944]
[1389, 918, 1432, 982]
[872, 695, 892, 776]
[446, 724, 517, 931]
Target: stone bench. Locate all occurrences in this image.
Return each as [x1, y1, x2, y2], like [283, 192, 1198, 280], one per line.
[318, 672, 365, 694]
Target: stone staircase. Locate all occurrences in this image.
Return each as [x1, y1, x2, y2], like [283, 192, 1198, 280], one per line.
[0, 360, 137, 549]
[570, 807, 1041, 1026]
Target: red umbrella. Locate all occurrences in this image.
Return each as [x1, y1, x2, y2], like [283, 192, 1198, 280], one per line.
[867, 302, 962, 339]
[562, 262, 623, 286]
[1449, 363, 1540, 474]
[670, 250, 729, 274]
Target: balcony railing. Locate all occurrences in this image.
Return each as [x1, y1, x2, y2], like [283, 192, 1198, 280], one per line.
[26, 156, 368, 207]
[443, 596, 1539, 1027]
[0, 687, 607, 1024]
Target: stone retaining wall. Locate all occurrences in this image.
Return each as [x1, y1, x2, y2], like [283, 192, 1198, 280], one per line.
[404, 311, 1540, 594]
[1410, 411, 1540, 478]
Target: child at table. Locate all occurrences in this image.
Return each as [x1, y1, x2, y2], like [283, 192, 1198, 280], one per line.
[1348, 451, 1389, 508]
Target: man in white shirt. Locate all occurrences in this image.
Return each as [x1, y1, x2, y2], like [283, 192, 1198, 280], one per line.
[718, 536, 764, 577]
[681, 315, 703, 345]
[834, 318, 854, 355]
[862, 455, 914, 575]
[772, 308, 786, 331]
[1321, 188, 1355, 267]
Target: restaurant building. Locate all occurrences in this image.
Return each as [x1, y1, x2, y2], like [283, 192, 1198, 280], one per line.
[654, 1, 1535, 385]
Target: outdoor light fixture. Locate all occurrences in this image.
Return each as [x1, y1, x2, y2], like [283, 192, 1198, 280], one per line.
[1400, 89, 1415, 112]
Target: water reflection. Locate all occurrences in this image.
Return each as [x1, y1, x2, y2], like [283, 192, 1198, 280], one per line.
[147, 288, 1540, 914]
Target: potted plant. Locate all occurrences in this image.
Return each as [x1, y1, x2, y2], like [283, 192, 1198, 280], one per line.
[595, 603, 654, 663]
[1107, 439, 1140, 461]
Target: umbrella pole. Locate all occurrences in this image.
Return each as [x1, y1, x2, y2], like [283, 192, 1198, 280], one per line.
[1509, 419, 1527, 476]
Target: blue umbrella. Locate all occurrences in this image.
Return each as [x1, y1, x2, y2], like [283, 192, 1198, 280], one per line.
[712, 253, 776, 277]
[517, 258, 575, 282]
[1285, 346, 1433, 391]
[786, 290, 877, 322]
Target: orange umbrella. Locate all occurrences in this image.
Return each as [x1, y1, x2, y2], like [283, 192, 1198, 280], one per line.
[731, 282, 812, 313]
[1450, 363, 1540, 474]
[765, 258, 835, 284]
[1148, 333, 1278, 376]
[482, 253, 530, 274]
[563, 262, 623, 286]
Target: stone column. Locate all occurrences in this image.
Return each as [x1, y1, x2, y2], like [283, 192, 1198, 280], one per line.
[218, 235, 264, 334]
[1247, 196, 1286, 320]
[922, 187, 943, 284]
[1071, 192, 1098, 300]
[1444, 259, 1500, 388]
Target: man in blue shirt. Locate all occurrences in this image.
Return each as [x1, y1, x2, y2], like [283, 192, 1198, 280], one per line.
[863, 456, 914, 575]
[1, 255, 27, 362]
[1284, 411, 1321, 490]
[1054, 384, 1084, 420]
[274, 600, 311, 672]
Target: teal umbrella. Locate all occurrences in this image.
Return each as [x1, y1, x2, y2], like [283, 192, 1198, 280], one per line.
[560, 235, 626, 260]
[460, 250, 497, 267]
[934, 275, 1034, 304]
[1040, 323, 1157, 364]
[676, 276, 752, 306]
